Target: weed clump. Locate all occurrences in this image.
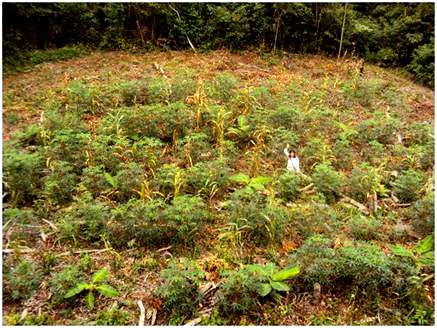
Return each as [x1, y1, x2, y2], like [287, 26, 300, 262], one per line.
[392, 169, 426, 203]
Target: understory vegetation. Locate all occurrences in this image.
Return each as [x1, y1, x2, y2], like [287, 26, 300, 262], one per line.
[3, 50, 435, 325]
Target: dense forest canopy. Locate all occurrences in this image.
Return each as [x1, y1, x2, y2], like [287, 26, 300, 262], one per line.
[2, 2, 435, 86]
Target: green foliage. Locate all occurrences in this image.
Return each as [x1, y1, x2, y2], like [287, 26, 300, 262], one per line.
[155, 258, 205, 317]
[49, 264, 84, 305]
[407, 40, 434, 86]
[43, 161, 79, 205]
[311, 163, 346, 202]
[289, 236, 395, 290]
[277, 171, 305, 202]
[405, 193, 434, 238]
[96, 305, 130, 325]
[217, 263, 299, 318]
[348, 214, 382, 240]
[3, 148, 44, 205]
[3, 259, 43, 302]
[390, 235, 434, 268]
[209, 72, 239, 103]
[64, 268, 119, 310]
[349, 162, 388, 202]
[392, 169, 426, 203]
[57, 195, 111, 245]
[356, 114, 402, 145]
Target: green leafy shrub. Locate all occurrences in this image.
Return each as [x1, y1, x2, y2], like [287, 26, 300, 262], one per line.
[356, 115, 402, 145]
[300, 138, 334, 169]
[49, 264, 84, 305]
[209, 72, 239, 103]
[216, 263, 299, 318]
[290, 236, 393, 290]
[278, 171, 305, 202]
[57, 195, 111, 245]
[349, 162, 388, 203]
[348, 213, 382, 240]
[407, 41, 434, 87]
[287, 234, 337, 286]
[164, 195, 210, 245]
[153, 164, 187, 198]
[336, 241, 393, 290]
[3, 259, 43, 302]
[392, 169, 426, 203]
[109, 198, 167, 248]
[290, 203, 341, 237]
[114, 162, 144, 201]
[80, 165, 111, 197]
[170, 69, 198, 102]
[3, 148, 44, 205]
[311, 163, 346, 202]
[405, 193, 434, 238]
[332, 139, 357, 171]
[186, 158, 231, 199]
[145, 76, 170, 104]
[96, 305, 130, 325]
[43, 161, 79, 205]
[47, 129, 90, 168]
[155, 258, 205, 317]
[223, 196, 291, 247]
[64, 268, 119, 310]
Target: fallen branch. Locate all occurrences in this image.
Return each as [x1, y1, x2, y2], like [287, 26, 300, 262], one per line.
[42, 218, 58, 231]
[339, 194, 370, 215]
[137, 300, 145, 326]
[299, 183, 314, 192]
[3, 248, 36, 254]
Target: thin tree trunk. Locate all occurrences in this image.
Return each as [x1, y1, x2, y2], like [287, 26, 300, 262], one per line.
[337, 3, 347, 60]
[273, 11, 281, 54]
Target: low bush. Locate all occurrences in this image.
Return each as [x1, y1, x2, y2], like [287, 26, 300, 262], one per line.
[289, 236, 394, 290]
[57, 195, 111, 245]
[114, 162, 144, 201]
[3, 148, 44, 205]
[311, 163, 346, 203]
[349, 162, 388, 203]
[49, 264, 84, 305]
[404, 192, 434, 238]
[216, 263, 299, 319]
[155, 258, 205, 317]
[277, 171, 305, 202]
[356, 114, 402, 145]
[392, 169, 426, 203]
[348, 213, 382, 241]
[3, 259, 43, 302]
[43, 161, 79, 205]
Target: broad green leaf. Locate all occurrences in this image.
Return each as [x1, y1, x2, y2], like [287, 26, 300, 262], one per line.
[417, 252, 434, 267]
[389, 245, 414, 258]
[271, 281, 290, 292]
[85, 290, 95, 310]
[104, 173, 117, 188]
[64, 283, 90, 298]
[96, 284, 119, 297]
[414, 235, 434, 255]
[250, 176, 272, 186]
[272, 266, 300, 282]
[92, 268, 108, 284]
[229, 173, 250, 185]
[257, 283, 272, 297]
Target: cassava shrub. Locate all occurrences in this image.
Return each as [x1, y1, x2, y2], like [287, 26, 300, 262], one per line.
[348, 213, 382, 241]
[405, 192, 434, 238]
[155, 258, 205, 317]
[3, 148, 44, 205]
[392, 169, 426, 203]
[43, 161, 79, 205]
[278, 171, 305, 202]
[311, 163, 346, 203]
[3, 259, 43, 302]
[57, 194, 111, 245]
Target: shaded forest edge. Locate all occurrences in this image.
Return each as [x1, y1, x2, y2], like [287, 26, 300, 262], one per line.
[2, 2, 435, 86]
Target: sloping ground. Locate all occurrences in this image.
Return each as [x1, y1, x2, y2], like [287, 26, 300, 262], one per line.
[2, 51, 434, 325]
